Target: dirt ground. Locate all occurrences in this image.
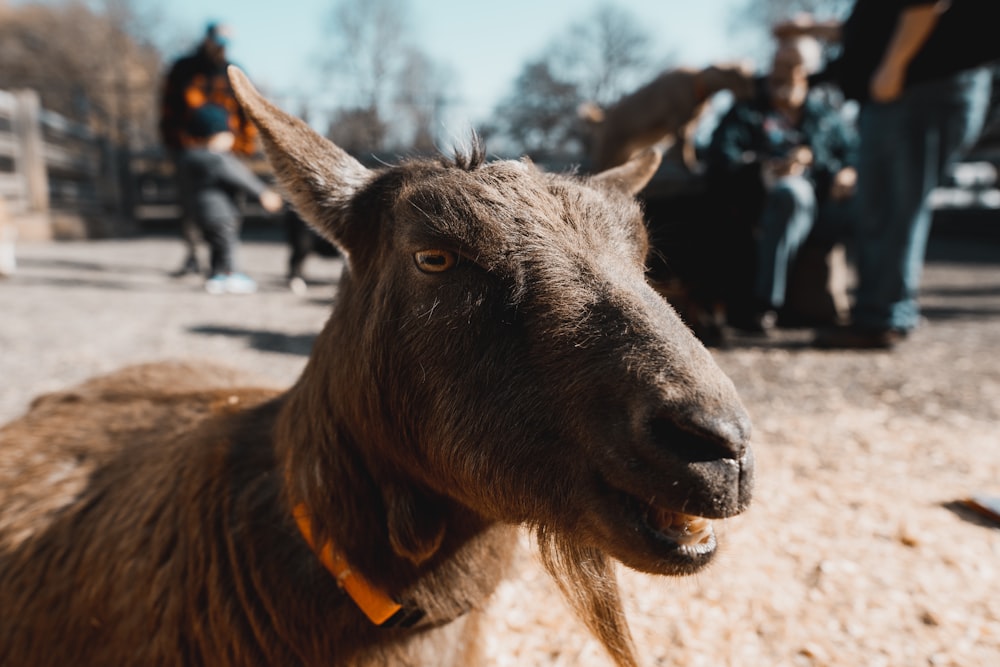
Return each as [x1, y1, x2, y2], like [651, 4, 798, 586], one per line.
[1, 230, 998, 666]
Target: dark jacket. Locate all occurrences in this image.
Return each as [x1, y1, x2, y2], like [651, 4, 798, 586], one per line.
[818, 0, 999, 102]
[159, 47, 258, 155]
[705, 79, 858, 206]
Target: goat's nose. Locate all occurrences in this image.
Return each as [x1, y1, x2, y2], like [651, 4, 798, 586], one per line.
[648, 405, 751, 463]
[645, 403, 754, 518]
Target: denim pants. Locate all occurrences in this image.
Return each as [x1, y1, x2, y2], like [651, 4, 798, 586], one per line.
[755, 175, 815, 309]
[194, 190, 241, 276]
[755, 175, 855, 309]
[852, 68, 992, 331]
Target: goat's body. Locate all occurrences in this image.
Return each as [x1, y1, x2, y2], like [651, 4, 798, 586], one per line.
[594, 69, 706, 171]
[0, 362, 297, 665]
[0, 362, 511, 666]
[586, 64, 755, 171]
[0, 68, 754, 667]
[0, 362, 268, 554]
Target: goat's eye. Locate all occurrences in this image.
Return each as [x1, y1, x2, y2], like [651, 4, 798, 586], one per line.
[414, 249, 457, 273]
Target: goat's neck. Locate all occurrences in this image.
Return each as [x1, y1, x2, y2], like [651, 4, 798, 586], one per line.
[274, 361, 517, 628]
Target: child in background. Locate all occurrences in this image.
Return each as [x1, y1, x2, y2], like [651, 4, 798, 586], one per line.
[179, 104, 283, 294]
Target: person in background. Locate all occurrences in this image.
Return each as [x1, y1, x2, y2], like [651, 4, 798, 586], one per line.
[705, 36, 858, 334]
[179, 104, 282, 295]
[158, 22, 259, 278]
[777, 1, 995, 349]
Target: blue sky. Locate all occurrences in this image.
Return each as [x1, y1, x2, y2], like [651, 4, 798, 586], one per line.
[157, 0, 764, 129]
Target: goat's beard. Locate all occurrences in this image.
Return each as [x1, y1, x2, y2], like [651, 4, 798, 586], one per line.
[535, 526, 638, 667]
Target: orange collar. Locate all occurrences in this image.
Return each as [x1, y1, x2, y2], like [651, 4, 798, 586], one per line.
[293, 504, 409, 626]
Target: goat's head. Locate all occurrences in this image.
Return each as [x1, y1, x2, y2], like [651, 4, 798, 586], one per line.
[700, 61, 758, 101]
[230, 68, 752, 656]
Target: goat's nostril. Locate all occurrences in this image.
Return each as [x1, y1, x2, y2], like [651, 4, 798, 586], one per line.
[649, 414, 745, 463]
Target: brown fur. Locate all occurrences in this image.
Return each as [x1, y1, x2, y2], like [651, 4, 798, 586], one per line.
[582, 63, 756, 172]
[0, 67, 753, 667]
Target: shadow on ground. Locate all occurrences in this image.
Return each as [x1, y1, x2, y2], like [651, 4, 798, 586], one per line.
[189, 325, 316, 356]
[18, 256, 175, 276]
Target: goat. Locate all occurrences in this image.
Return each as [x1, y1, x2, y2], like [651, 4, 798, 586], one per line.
[580, 62, 756, 173]
[0, 67, 753, 667]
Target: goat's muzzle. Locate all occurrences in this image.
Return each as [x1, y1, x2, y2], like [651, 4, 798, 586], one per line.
[584, 384, 754, 576]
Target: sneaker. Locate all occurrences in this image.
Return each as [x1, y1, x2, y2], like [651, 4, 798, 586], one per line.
[225, 273, 257, 294]
[204, 274, 228, 295]
[288, 275, 308, 295]
[728, 308, 778, 336]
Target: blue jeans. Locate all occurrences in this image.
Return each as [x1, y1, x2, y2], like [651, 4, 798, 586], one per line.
[852, 68, 992, 331]
[755, 175, 855, 309]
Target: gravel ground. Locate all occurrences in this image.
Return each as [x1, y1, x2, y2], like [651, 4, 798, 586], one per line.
[1, 232, 999, 666]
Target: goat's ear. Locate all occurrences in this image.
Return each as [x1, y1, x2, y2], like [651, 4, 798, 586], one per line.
[591, 146, 662, 196]
[228, 66, 371, 247]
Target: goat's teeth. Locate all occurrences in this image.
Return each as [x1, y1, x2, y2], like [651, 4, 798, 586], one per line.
[646, 507, 714, 545]
[679, 514, 710, 533]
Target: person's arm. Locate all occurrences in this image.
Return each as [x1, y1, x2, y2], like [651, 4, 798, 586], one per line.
[869, 1, 949, 102]
[705, 106, 759, 175]
[215, 153, 284, 212]
[828, 110, 859, 200]
[824, 118, 858, 201]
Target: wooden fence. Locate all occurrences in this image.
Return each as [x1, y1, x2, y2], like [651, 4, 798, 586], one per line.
[0, 88, 130, 240]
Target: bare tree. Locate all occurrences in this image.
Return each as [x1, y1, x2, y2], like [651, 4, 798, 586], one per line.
[549, 3, 657, 107]
[0, 0, 163, 147]
[323, 0, 406, 138]
[485, 3, 657, 161]
[393, 48, 453, 154]
[326, 107, 387, 157]
[491, 60, 584, 162]
[321, 0, 449, 152]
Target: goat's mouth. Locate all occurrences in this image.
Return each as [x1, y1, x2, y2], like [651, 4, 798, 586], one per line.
[626, 491, 717, 566]
[585, 424, 753, 574]
[641, 500, 717, 553]
[588, 482, 725, 575]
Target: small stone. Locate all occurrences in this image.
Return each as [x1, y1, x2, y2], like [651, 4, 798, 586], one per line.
[919, 609, 942, 626]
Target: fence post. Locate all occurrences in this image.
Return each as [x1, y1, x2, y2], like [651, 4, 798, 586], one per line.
[12, 90, 48, 215]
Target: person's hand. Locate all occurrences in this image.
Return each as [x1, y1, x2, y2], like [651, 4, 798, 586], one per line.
[829, 166, 857, 200]
[789, 145, 813, 167]
[869, 61, 906, 102]
[761, 146, 812, 188]
[761, 158, 802, 186]
[259, 189, 284, 213]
